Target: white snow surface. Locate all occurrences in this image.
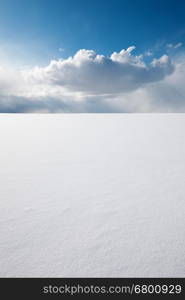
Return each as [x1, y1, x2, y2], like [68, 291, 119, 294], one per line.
[0, 114, 185, 277]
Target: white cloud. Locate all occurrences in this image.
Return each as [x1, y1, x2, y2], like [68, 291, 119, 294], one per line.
[0, 46, 185, 113]
[25, 47, 174, 94]
[145, 51, 153, 57]
[166, 42, 182, 49]
[109, 56, 185, 112]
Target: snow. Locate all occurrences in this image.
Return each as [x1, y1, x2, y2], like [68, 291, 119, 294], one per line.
[0, 114, 185, 277]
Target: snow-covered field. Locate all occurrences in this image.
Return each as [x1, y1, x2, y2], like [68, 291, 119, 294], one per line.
[0, 114, 185, 277]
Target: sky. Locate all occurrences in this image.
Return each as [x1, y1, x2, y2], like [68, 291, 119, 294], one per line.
[0, 0, 185, 112]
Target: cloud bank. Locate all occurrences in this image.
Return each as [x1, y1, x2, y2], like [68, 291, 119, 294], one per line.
[0, 46, 185, 112]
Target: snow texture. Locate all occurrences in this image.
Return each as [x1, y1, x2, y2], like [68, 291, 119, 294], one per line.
[0, 114, 185, 277]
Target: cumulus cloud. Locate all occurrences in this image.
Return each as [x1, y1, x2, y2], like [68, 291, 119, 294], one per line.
[0, 46, 185, 113]
[25, 47, 174, 94]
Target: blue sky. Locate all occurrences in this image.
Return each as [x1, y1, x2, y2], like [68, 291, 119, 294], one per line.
[0, 0, 185, 64]
[0, 0, 185, 112]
